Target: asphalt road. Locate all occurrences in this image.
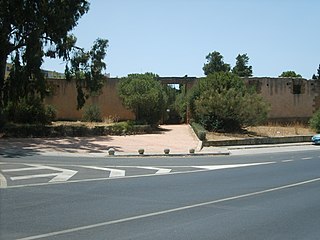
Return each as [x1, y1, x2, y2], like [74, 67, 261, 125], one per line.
[1, 147, 320, 240]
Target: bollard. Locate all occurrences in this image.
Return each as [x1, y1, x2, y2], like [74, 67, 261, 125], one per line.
[189, 148, 195, 154]
[108, 148, 115, 156]
[138, 149, 145, 155]
[164, 148, 170, 155]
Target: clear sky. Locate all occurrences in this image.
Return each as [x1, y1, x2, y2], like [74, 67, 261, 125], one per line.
[42, 0, 320, 79]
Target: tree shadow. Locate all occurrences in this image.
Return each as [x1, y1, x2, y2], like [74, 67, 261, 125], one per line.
[0, 136, 124, 158]
[151, 126, 172, 134]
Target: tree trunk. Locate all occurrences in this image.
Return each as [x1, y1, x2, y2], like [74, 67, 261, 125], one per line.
[0, 51, 7, 109]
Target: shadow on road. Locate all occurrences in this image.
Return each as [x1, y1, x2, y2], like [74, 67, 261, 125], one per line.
[0, 136, 122, 158]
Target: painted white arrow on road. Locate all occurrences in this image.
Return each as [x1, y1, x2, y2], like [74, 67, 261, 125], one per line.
[136, 167, 172, 174]
[80, 166, 126, 178]
[192, 162, 275, 171]
[5, 164, 77, 183]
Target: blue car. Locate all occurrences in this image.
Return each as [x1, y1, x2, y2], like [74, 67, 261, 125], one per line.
[311, 134, 320, 144]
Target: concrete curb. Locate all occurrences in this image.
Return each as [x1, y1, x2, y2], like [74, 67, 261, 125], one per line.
[203, 135, 313, 147]
[106, 151, 231, 157]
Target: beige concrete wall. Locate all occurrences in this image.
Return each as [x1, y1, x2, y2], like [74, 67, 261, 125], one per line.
[45, 78, 135, 121]
[45, 76, 320, 122]
[246, 77, 320, 121]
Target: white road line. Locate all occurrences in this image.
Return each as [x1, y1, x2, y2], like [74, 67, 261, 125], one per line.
[136, 166, 172, 174]
[2, 165, 48, 172]
[282, 159, 294, 163]
[11, 173, 60, 181]
[5, 164, 77, 183]
[192, 162, 275, 171]
[80, 166, 125, 178]
[0, 173, 7, 188]
[302, 157, 313, 160]
[16, 177, 320, 240]
[2, 162, 278, 189]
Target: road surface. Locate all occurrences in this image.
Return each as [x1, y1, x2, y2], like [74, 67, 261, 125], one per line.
[1, 146, 320, 239]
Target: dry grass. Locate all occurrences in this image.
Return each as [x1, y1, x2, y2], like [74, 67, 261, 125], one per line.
[51, 121, 113, 128]
[206, 123, 315, 141]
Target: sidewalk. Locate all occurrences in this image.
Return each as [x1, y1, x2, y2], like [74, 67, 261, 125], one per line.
[0, 125, 212, 157]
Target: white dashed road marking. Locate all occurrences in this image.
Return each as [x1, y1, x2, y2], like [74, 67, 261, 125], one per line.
[136, 166, 172, 174]
[80, 166, 126, 178]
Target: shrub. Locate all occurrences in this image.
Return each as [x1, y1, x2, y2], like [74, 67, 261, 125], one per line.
[109, 121, 136, 135]
[118, 73, 168, 125]
[82, 105, 102, 122]
[45, 105, 57, 122]
[6, 97, 55, 124]
[309, 110, 320, 132]
[190, 72, 269, 132]
[190, 121, 207, 141]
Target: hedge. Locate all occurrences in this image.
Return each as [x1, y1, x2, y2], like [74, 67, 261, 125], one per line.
[2, 123, 153, 138]
[190, 122, 207, 141]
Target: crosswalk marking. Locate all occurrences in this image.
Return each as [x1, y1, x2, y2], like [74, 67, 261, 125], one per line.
[192, 162, 274, 171]
[0, 173, 7, 188]
[11, 173, 61, 181]
[3, 165, 48, 172]
[2, 164, 77, 183]
[80, 166, 126, 178]
[0, 162, 278, 188]
[136, 167, 172, 174]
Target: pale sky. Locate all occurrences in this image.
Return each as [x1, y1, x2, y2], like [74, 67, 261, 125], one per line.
[42, 0, 320, 79]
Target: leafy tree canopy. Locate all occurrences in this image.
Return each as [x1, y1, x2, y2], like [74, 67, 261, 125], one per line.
[232, 54, 253, 77]
[0, 0, 108, 112]
[203, 51, 231, 75]
[190, 72, 269, 132]
[66, 38, 108, 109]
[118, 73, 168, 125]
[279, 71, 302, 78]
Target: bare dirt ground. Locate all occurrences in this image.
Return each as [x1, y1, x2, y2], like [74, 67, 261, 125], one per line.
[206, 124, 316, 141]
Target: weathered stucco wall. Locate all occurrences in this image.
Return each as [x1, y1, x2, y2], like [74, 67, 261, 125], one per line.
[45, 78, 135, 121]
[246, 77, 320, 122]
[45, 77, 320, 122]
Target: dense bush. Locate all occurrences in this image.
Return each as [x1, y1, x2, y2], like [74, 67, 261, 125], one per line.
[190, 72, 269, 132]
[190, 121, 207, 141]
[109, 121, 134, 135]
[82, 104, 102, 122]
[118, 73, 168, 125]
[2, 121, 153, 137]
[6, 98, 56, 124]
[0, 109, 7, 130]
[309, 110, 320, 132]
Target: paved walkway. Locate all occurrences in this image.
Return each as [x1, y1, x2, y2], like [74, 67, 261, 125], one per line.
[0, 125, 203, 156]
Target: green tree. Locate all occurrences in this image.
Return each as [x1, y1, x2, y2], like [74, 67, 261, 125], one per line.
[312, 64, 320, 80]
[203, 51, 230, 75]
[309, 109, 320, 132]
[118, 73, 168, 125]
[279, 71, 302, 78]
[232, 54, 253, 77]
[66, 38, 108, 109]
[0, 1, 108, 113]
[190, 72, 269, 132]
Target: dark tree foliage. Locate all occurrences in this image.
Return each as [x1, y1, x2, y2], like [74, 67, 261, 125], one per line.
[190, 72, 269, 132]
[0, 0, 108, 120]
[312, 64, 320, 80]
[0, 0, 90, 108]
[279, 71, 302, 78]
[203, 51, 231, 75]
[232, 54, 253, 77]
[66, 38, 108, 109]
[118, 73, 168, 125]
